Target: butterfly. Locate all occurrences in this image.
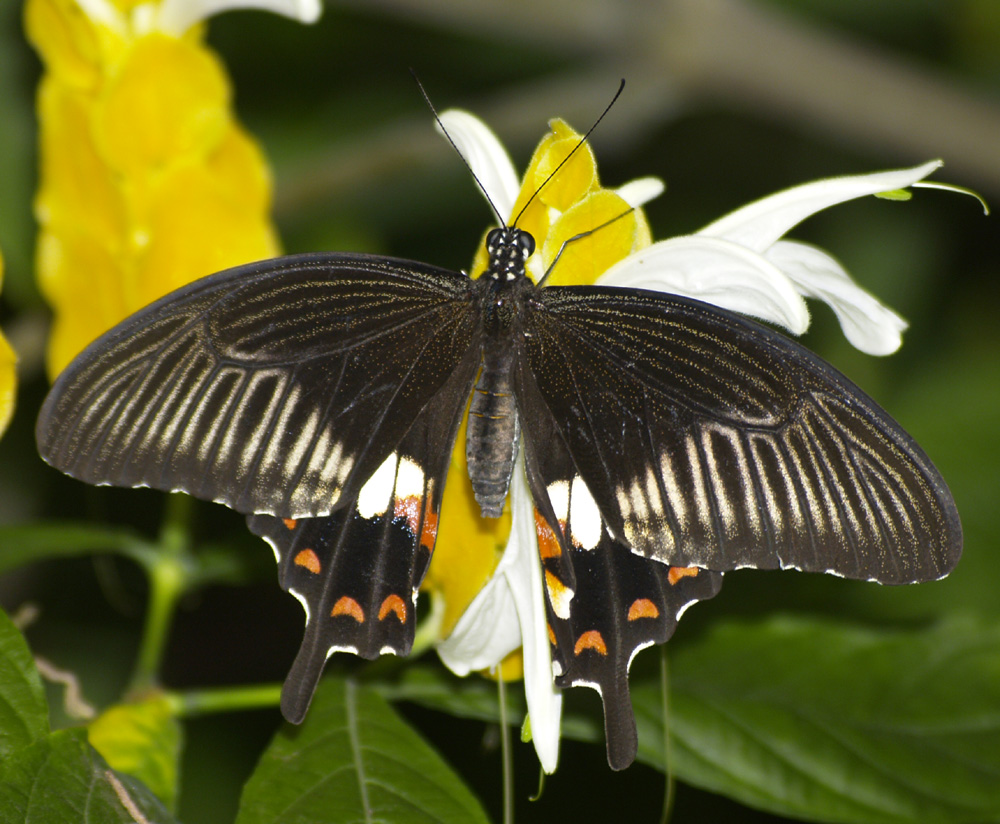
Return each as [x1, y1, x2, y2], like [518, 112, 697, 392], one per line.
[35, 147, 962, 770]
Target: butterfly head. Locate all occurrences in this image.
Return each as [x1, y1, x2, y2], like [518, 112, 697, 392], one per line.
[485, 226, 535, 283]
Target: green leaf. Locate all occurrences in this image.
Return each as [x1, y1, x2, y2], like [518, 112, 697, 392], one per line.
[0, 728, 178, 824]
[633, 616, 1000, 823]
[87, 696, 183, 812]
[236, 677, 491, 824]
[0, 608, 48, 757]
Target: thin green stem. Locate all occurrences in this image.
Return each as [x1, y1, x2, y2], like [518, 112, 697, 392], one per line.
[127, 494, 194, 695]
[129, 554, 184, 694]
[165, 683, 284, 717]
[659, 646, 676, 824]
[498, 674, 514, 824]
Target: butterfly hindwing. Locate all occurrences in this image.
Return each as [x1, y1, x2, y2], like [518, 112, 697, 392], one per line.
[36, 253, 482, 518]
[248, 348, 479, 722]
[518, 285, 961, 584]
[520, 388, 723, 769]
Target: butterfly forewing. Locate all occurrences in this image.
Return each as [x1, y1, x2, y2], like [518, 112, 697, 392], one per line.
[517, 285, 961, 584]
[248, 350, 478, 722]
[37, 253, 482, 518]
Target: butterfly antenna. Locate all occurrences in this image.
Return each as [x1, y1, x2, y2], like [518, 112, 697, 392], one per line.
[411, 70, 507, 226]
[511, 78, 626, 228]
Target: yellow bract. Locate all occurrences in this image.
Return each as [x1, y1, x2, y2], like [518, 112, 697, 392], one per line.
[425, 119, 653, 675]
[26, 0, 280, 378]
[0, 249, 16, 439]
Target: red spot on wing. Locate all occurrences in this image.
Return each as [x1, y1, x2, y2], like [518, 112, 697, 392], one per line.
[534, 510, 562, 559]
[293, 549, 321, 574]
[378, 594, 407, 623]
[283, 518, 297, 530]
[393, 494, 438, 553]
[627, 598, 660, 621]
[331, 596, 365, 623]
[668, 566, 700, 585]
[394, 495, 421, 533]
[573, 630, 608, 656]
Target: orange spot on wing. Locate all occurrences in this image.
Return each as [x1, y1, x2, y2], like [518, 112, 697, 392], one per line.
[293, 549, 321, 574]
[627, 598, 660, 621]
[534, 510, 562, 559]
[331, 596, 365, 623]
[378, 594, 407, 623]
[547, 623, 557, 646]
[573, 630, 607, 656]
[668, 566, 700, 585]
[420, 507, 439, 553]
[283, 518, 297, 530]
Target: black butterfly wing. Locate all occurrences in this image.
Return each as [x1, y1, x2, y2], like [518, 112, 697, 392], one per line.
[37, 253, 482, 518]
[248, 350, 478, 723]
[515, 285, 961, 585]
[519, 383, 723, 769]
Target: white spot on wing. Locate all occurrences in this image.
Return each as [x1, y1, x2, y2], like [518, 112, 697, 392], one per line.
[396, 456, 425, 499]
[546, 480, 570, 523]
[545, 574, 575, 620]
[357, 452, 398, 518]
[569, 476, 602, 550]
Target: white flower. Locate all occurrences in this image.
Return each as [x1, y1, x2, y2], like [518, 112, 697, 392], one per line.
[432, 112, 953, 773]
[75, 0, 321, 36]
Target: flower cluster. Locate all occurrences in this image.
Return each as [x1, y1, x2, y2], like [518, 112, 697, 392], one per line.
[427, 111, 957, 772]
[25, 0, 319, 378]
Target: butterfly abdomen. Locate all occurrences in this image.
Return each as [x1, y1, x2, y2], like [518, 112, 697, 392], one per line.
[466, 338, 520, 519]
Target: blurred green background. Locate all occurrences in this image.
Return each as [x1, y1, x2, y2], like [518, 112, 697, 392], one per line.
[0, 1, 997, 822]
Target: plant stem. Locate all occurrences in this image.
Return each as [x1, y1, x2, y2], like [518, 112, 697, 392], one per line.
[166, 683, 283, 717]
[127, 494, 193, 695]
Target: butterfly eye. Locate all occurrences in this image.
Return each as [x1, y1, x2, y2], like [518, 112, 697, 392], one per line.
[486, 227, 503, 253]
[519, 232, 535, 258]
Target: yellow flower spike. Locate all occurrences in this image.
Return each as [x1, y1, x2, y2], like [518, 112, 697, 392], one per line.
[93, 33, 230, 177]
[38, 231, 128, 378]
[28, 0, 291, 378]
[139, 154, 279, 306]
[540, 189, 650, 287]
[35, 79, 128, 250]
[24, 0, 104, 89]
[0, 249, 16, 439]
[509, 120, 597, 226]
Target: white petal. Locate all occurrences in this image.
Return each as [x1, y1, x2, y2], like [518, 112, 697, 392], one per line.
[766, 241, 908, 356]
[436, 454, 562, 772]
[598, 235, 810, 334]
[437, 110, 521, 222]
[435, 573, 521, 676]
[75, 0, 123, 29]
[698, 161, 944, 253]
[614, 177, 665, 209]
[156, 0, 321, 35]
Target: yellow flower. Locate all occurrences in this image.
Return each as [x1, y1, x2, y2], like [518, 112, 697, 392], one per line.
[25, 0, 319, 378]
[0, 249, 17, 439]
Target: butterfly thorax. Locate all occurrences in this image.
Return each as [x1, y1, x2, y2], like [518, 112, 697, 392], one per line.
[466, 226, 535, 517]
